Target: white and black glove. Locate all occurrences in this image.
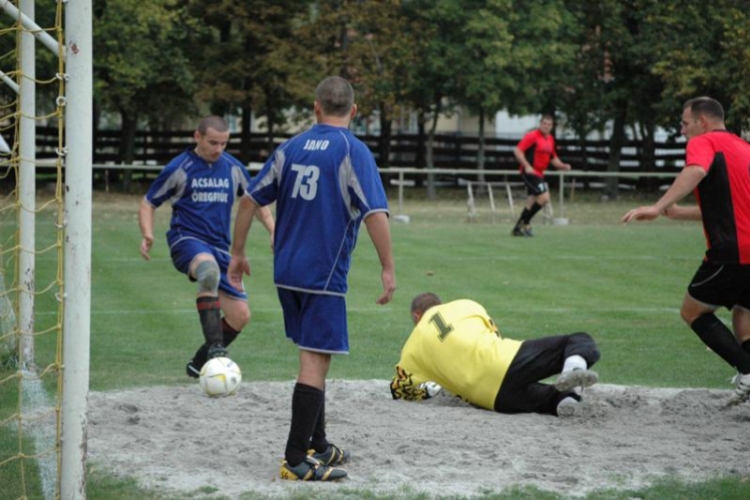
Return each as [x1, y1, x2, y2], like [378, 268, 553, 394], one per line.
[419, 381, 443, 399]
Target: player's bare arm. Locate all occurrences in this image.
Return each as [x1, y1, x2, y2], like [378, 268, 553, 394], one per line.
[363, 212, 396, 305]
[551, 157, 572, 170]
[513, 147, 534, 174]
[138, 199, 156, 261]
[622, 166, 706, 223]
[228, 195, 259, 290]
[662, 204, 702, 221]
[255, 205, 275, 249]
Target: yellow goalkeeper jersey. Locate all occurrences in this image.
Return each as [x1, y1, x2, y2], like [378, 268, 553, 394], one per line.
[391, 299, 522, 410]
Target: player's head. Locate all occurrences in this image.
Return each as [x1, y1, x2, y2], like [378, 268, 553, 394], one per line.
[539, 114, 555, 135]
[314, 76, 356, 123]
[194, 116, 230, 163]
[410, 292, 442, 324]
[681, 97, 725, 140]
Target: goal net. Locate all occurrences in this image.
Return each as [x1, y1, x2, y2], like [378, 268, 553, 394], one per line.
[1, 1, 91, 498]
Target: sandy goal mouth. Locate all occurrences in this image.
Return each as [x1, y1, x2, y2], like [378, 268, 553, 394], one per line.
[87, 380, 750, 499]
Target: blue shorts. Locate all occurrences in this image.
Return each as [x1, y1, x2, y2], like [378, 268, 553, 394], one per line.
[277, 288, 349, 354]
[170, 237, 247, 300]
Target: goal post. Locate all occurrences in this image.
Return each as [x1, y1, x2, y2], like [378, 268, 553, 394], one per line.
[60, 0, 93, 498]
[0, 1, 92, 498]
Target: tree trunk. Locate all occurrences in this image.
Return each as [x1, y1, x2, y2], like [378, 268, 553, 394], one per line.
[416, 112, 426, 170]
[426, 101, 442, 200]
[477, 107, 486, 184]
[379, 102, 392, 168]
[118, 109, 138, 193]
[264, 87, 275, 155]
[240, 103, 252, 162]
[638, 120, 656, 191]
[605, 102, 626, 200]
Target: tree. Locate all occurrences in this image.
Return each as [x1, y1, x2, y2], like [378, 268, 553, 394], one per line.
[183, 0, 315, 157]
[648, 0, 750, 134]
[448, 0, 514, 179]
[94, 0, 195, 189]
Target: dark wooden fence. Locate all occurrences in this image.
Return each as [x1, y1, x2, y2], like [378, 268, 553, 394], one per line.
[22, 126, 687, 192]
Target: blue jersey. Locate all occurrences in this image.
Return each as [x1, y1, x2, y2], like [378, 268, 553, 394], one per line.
[247, 124, 389, 295]
[145, 148, 252, 251]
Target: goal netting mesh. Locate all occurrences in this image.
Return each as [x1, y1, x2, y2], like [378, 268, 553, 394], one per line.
[0, 1, 66, 498]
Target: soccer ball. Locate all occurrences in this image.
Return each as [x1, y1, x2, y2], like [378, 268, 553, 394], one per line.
[199, 357, 242, 397]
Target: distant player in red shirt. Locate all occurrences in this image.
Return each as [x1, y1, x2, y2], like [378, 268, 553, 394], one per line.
[623, 97, 750, 406]
[511, 114, 571, 237]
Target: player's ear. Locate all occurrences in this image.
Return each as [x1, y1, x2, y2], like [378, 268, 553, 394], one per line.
[412, 310, 422, 325]
[193, 130, 202, 142]
[699, 114, 710, 132]
[350, 104, 357, 119]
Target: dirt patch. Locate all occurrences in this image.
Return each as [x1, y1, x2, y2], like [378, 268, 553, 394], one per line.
[88, 380, 750, 499]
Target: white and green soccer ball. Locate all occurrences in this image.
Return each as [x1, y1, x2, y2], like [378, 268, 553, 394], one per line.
[199, 357, 242, 397]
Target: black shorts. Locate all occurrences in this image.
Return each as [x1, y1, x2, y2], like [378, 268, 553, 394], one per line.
[687, 261, 750, 310]
[521, 171, 548, 196]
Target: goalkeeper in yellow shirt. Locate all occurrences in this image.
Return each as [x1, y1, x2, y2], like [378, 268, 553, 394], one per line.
[390, 293, 600, 417]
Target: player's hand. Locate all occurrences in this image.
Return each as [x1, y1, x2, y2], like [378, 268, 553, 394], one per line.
[662, 205, 677, 219]
[622, 206, 660, 223]
[140, 236, 153, 261]
[376, 268, 396, 305]
[562, 163, 572, 171]
[227, 255, 251, 291]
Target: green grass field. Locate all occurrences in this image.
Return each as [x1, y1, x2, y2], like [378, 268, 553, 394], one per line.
[2, 189, 750, 499]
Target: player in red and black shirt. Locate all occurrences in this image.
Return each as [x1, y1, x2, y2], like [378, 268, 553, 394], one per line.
[623, 97, 750, 406]
[511, 115, 571, 236]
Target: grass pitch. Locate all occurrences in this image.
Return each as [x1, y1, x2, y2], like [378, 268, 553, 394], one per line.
[2, 188, 748, 499]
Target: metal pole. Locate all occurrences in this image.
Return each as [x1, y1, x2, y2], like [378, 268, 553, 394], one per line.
[0, 69, 20, 93]
[18, 0, 35, 371]
[559, 173, 565, 218]
[60, 0, 92, 498]
[0, 0, 60, 55]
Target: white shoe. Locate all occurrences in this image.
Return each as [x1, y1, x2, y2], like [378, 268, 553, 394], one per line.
[727, 372, 750, 406]
[555, 369, 599, 392]
[556, 396, 581, 418]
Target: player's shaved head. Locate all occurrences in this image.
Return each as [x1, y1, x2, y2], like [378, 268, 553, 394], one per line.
[411, 292, 442, 317]
[683, 97, 724, 122]
[315, 76, 355, 117]
[197, 115, 229, 135]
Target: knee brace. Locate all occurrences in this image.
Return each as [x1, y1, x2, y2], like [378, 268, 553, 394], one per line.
[194, 259, 220, 294]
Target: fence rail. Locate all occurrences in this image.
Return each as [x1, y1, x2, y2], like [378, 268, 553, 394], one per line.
[79, 163, 677, 218]
[21, 126, 687, 174]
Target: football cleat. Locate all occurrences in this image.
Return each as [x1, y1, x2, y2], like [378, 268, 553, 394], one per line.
[726, 372, 750, 407]
[511, 226, 525, 237]
[186, 360, 201, 379]
[280, 456, 347, 481]
[308, 443, 350, 466]
[207, 343, 228, 359]
[556, 396, 582, 418]
[555, 369, 599, 392]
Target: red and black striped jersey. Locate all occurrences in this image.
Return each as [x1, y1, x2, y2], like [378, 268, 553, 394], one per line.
[686, 130, 750, 264]
[517, 129, 558, 175]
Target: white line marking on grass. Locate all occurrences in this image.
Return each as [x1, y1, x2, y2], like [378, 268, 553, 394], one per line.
[20, 370, 57, 500]
[32, 306, 685, 316]
[106, 256, 274, 263]
[454, 255, 696, 261]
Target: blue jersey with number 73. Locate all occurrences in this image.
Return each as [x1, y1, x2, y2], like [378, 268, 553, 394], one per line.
[245, 123, 389, 295]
